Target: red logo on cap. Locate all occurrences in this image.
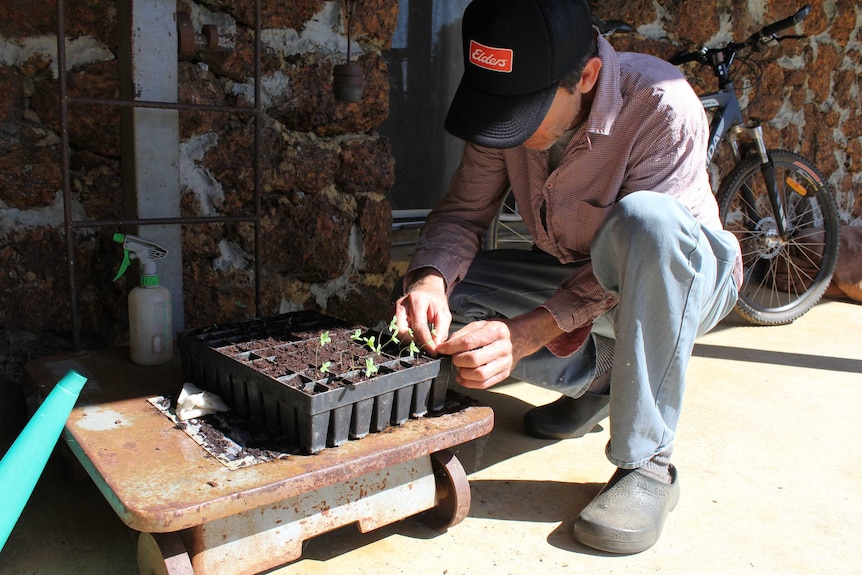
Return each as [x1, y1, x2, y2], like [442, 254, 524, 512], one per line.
[469, 40, 513, 73]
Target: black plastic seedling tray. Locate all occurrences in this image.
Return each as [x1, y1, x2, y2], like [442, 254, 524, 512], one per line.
[177, 311, 448, 454]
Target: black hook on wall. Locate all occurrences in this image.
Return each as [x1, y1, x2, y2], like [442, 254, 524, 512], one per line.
[333, 0, 364, 102]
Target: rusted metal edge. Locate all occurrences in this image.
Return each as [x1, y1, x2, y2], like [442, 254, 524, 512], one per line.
[66, 401, 493, 533]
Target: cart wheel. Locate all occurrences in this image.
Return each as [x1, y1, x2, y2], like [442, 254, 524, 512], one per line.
[421, 449, 471, 531]
[138, 532, 195, 575]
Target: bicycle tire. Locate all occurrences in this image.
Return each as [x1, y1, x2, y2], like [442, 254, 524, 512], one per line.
[483, 187, 533, 250]
[717, 149, 840, 325]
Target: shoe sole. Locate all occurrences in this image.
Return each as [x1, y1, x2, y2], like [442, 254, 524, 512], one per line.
[527, 401, 609, 440]
[574, 522, 659, 554]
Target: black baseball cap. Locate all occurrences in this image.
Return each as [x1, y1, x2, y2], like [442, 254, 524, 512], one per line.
[444, 0, 595, 148]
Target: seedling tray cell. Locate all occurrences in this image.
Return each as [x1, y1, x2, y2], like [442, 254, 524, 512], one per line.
[178, 311, 447, 454]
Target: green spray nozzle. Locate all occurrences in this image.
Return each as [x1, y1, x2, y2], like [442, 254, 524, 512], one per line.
[112, 233, 168, 283]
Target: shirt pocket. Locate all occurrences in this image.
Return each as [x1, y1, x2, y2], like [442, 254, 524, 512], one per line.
[558, 200, 615, 255]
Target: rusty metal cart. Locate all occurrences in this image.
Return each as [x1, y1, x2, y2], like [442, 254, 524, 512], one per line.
[24, 349, 494, 575]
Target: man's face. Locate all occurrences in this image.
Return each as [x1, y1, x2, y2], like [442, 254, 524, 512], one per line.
[523, 87, 583, 151]
[522, 56, 601, 151]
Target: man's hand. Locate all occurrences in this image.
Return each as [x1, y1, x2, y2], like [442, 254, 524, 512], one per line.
[394, 269, 451, 356]
[437, 307, 564, 390]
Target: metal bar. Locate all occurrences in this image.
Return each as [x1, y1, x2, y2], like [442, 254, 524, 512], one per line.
[67, 95, 256, 115]
[253, 0, 262, 317]
[69, 215, 258, 229]
[392, 209, 432, 220]
[56, 0, 81, 350]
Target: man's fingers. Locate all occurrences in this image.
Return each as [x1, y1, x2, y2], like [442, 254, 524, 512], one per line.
[393, 292, 451, 356]
[454, 358, 511, 389]
[437, 321, 515, 389]
[394, 301, 412, 337]
[438, 321, 507, 355]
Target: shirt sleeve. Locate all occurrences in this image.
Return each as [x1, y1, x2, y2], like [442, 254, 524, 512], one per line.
[539, 261, 618, 356]
[407, 144, 511, 291]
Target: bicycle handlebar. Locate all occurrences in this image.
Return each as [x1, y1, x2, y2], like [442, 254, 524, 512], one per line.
[760, 4, 811, 38]
[668, 50, 702, 66]
[669, 4, 812, 66]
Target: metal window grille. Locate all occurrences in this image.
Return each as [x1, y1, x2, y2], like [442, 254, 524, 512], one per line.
[56, 0, 265, 349]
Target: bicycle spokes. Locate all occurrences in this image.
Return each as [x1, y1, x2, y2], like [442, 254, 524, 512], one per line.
[719, 151, 839, 324]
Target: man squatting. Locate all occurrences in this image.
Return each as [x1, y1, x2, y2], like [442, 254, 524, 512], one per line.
[394, 0, 742, 554]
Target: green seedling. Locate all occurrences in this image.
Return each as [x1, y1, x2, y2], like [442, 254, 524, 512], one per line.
[401, 325, 434, 358]
[385, 317, 402, 349]
[351, 329, 380, 352]
[317, 331, 331, 374]
[367, 335, 381, 353]
[317, 315, 434, 380]
[364, 357, 379, 377]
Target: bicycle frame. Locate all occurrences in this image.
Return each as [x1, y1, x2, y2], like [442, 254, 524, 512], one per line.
[700, 84, 789, 237]
[701, 85, 772, 165]
[701, 88, 742, 165]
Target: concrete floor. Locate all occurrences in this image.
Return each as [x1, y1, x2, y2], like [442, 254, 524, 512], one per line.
[1, 298, 860, 575]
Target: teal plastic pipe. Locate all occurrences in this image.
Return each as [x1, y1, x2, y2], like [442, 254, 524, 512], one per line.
[0, 370, 87, 552]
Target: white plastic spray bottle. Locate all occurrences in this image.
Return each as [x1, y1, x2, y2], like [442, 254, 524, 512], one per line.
[113, 233, 174, 365]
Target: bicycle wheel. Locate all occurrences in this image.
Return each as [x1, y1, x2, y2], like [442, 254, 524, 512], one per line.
[483, 187, 534, 250]
[717, 149, 840, 325]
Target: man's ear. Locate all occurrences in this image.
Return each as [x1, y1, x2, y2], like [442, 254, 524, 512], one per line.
[577, 57, 602, 94]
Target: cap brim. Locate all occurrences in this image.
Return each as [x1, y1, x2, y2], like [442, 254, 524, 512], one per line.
[444, 78, 560, 148]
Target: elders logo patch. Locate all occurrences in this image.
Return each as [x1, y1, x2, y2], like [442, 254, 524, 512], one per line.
[469, 40, 513, 73]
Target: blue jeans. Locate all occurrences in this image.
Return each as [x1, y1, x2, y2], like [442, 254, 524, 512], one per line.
[447, 192, 740, 468]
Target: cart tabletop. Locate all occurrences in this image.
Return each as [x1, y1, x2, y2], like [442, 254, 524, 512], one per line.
[24, 348, 494, 533]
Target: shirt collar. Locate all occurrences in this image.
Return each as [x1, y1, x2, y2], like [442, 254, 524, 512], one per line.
[585, 35, 622, 136]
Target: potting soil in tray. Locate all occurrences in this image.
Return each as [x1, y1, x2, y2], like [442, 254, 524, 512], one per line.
[178, 310, 448, 454]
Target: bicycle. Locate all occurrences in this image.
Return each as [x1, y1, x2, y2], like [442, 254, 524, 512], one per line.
[670, 4, 840, 325]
